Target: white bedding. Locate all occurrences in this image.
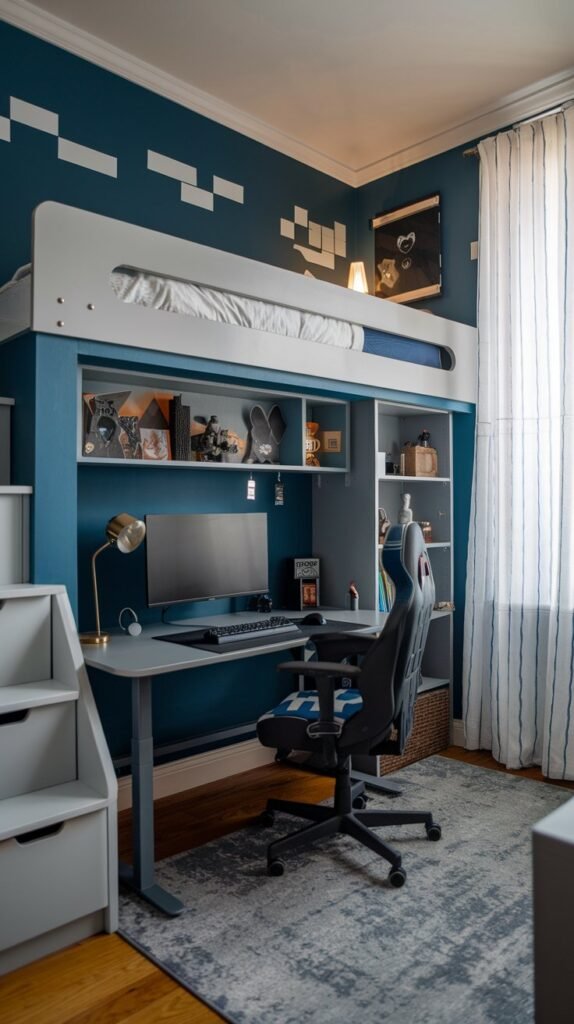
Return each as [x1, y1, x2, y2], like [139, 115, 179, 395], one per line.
[110, 268, 364, 352]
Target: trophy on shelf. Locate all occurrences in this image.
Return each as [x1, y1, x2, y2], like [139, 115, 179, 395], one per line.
[305, 421, 321, 466]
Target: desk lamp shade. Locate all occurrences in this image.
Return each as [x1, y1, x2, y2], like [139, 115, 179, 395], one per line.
[80, 513, 146, 645]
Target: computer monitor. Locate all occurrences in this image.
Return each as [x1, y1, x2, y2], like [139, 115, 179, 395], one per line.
[145, 512, 269, 607]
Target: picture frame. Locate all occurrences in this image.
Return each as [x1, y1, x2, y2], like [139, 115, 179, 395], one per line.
[371, 193, 441, 304]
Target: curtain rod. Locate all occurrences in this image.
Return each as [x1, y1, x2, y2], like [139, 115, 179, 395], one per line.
[462, 99, 573, 158]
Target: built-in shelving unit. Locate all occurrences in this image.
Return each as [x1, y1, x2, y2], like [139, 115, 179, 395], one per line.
[312, 397, 453, 689]
[78, 365, 350, 474]
[0, 585, 117, 975]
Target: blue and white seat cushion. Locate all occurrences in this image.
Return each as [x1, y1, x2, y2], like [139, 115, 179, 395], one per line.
[256, 688, 363, 749]
[259, 688, 363, 726]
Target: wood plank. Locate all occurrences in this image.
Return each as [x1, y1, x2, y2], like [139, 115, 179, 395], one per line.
[0, 935, 155, 1024]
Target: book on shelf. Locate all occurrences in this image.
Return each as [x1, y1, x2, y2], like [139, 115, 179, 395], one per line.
[378, 555, 395, 613]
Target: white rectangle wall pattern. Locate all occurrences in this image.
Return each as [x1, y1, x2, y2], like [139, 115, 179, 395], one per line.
[0, 585, 118, 975]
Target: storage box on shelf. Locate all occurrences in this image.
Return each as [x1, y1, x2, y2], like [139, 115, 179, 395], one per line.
[0, 584, 117, 975]
[79, 365, 350, 473]
[312, 398, 453, 775]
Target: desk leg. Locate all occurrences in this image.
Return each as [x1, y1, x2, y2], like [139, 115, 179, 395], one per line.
[119, 676, 184, 916]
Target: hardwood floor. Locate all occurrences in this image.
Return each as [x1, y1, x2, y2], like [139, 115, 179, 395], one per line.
[2, 749, 572, 1022]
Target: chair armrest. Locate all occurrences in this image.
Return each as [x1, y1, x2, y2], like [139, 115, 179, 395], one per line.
[311, 633, 377, 663]
[277, 661, 362, 679]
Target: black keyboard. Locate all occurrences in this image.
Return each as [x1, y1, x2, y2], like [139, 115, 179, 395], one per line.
[203, 616, 302, 645]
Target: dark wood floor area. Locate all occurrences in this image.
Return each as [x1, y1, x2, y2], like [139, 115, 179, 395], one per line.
[3, 748, 573, 1023]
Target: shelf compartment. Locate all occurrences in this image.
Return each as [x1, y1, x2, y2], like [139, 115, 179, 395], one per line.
[0, 595, 52, 686]
[0, 702, 77, 801]
[379, 478, 451, 545]
[304, 399, 349, 471]
[80, 364, 349, 473]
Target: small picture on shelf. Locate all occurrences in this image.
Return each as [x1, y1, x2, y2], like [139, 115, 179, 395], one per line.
[141, 428, 171, 461]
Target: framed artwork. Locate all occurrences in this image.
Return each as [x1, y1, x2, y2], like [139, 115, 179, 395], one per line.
[371, 194, 441, 304]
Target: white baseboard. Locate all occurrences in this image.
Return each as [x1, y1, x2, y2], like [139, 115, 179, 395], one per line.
[117, 738, 276, 812]
[450, 718, 465, 747]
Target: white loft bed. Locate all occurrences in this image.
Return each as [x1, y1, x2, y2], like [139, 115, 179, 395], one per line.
[0, 203, 477, 404]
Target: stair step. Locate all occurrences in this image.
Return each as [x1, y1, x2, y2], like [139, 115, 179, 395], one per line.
[0, 782, 108, 841]
[0, 681, 78, 713]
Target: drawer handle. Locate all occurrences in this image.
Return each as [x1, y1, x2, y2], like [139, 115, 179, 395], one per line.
[0, 709, 30, 727]
[16, 823, 64, 845]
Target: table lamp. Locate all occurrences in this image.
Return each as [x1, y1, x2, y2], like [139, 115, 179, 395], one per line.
[80, 512, 146, 645]
[347, 261, 369, 293]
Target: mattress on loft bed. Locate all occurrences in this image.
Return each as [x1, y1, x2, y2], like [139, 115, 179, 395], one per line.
[111, 268, 444, 368]
[0, 264, 443, 369]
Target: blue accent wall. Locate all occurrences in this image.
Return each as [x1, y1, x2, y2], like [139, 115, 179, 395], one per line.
[355, 146, 479, 326]
[0, 16, 480, 741]
[0, 20, 355, 287]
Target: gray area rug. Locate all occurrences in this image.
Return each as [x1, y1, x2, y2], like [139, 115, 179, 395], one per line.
[119, 756, 570, 1024]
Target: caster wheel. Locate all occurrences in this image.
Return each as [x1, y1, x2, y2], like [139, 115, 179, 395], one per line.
[268, 858, 285, 877]
[388, 866, 407, 888]
[352, 794, 368, 810]
[426, 823, 442, 842]
[259, 810, 275, 827]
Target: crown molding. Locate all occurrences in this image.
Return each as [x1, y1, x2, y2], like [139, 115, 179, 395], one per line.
[1, 0, 573, 189]
[354, 66, 574, 185]
[0, 0, 357, 185]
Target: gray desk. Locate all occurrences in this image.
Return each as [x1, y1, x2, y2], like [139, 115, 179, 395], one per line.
[83, 609, 384, 915]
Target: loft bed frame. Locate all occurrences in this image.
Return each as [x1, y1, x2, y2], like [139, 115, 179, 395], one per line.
[0, 202, 477, 404]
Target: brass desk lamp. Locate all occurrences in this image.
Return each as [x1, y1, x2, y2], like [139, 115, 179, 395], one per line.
[80, 512, 146, 645]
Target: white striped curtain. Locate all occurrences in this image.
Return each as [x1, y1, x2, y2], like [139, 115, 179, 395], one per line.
[463, 106, 574, 778]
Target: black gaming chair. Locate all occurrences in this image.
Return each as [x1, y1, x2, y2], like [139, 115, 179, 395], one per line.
[256, 521, 441, 887]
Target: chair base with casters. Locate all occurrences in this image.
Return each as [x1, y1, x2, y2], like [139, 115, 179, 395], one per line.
[256, 522, 441, 886]
[260, 753, 441, 887]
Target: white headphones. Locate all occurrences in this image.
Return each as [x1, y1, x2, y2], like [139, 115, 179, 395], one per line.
[118, 607, 142, 637]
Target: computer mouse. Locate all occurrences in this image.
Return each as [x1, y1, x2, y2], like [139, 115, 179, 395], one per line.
[301, 612, 327, 626]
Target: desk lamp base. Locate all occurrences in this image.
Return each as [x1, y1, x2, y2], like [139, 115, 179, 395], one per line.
[80, 631, 110, 645]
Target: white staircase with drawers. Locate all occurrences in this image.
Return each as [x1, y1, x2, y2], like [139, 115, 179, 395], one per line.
[0, 583, 118, 974]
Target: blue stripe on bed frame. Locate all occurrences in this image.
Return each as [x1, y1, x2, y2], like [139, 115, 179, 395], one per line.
[363, 327, 444, 368]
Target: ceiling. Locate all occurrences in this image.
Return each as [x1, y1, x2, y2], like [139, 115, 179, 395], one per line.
[3, 0, 574, 184]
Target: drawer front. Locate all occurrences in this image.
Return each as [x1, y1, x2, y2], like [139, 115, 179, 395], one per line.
[0, 596, 51, 685]
[0, 704, 76, 799]
[0, 810, 108, 952]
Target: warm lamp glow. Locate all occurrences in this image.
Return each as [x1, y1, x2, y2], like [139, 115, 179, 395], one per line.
[347, 261, 369, 293]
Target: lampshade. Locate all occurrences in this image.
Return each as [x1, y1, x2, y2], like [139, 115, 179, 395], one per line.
[347, 261, 369, 293]
[105, 512, 146, 554]
[80, 512, 146, 645]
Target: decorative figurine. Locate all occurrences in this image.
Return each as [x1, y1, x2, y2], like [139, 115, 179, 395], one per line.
[246, 404, 286, 464]
[378, 507, 391, 544]
[305, 421, 321, 467]
[398, 492, 413, 524]
[191, 415, 239, 462]
[418, 429, 431, 447]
